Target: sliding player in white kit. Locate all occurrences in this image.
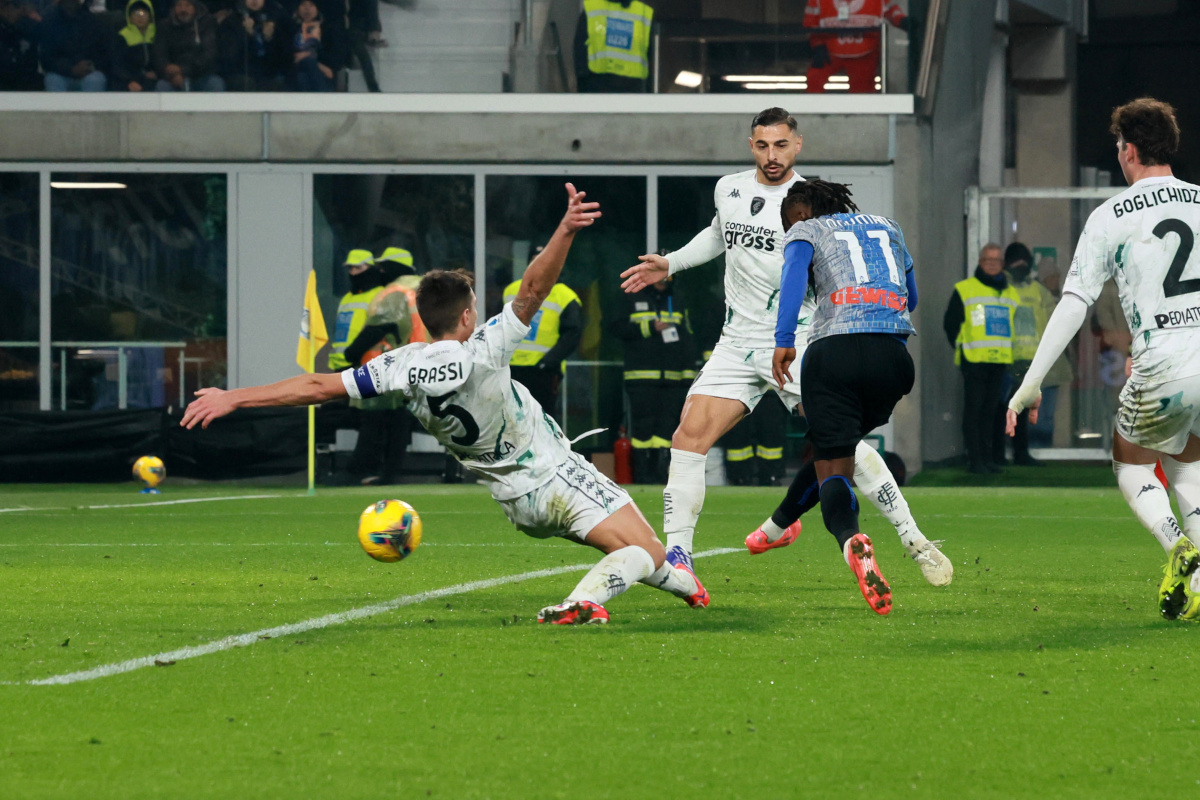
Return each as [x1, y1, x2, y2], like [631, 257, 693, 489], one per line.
[1008, 98, 1200, 620]
[181, 184, 707, 625]
[621, 107, 951, 586]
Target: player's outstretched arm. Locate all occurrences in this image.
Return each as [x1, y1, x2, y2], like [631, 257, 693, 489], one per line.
[180, 373, 347, 430]
[1006, 292, 1090, 435]
[511, 182, 600, 327]
[620, 217, 724, 294]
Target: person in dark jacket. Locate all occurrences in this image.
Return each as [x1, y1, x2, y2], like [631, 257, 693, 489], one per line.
[111, 0, 157, 91]
[610, 274, 696, 483]
[944, 243, 1020, 473]
[218, 0, 286, 90]
[0, 0, 42, 91]
[287, 0, 342, 92]
[154, 0, 224, 91]
[345, 0, 378, 91]
[39, 0, 108, 91]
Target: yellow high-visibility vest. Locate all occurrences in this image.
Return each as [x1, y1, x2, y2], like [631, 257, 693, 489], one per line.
[954, 276, 1019, 365]
[1009, 279, 1051, 363]
[502, 281, 581, 367]
[583, 0, 654, 79]
[329, 286, 384, 370]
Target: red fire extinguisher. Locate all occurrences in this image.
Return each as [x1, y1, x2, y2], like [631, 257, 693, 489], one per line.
[614, 427, 633, 485]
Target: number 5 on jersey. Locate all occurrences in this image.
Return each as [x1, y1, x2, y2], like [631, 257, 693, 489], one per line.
[834, 230, 902, 286]
[428, 392, 480, 446]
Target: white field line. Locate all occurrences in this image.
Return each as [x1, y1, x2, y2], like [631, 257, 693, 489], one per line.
[0, 542, 545, 548]
[14, 547, 742, 686]
[82, 494, 280, 509]
[0, 495, 281, 514]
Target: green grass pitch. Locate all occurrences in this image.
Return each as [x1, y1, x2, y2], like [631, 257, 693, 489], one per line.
[1, 481, 1196, 799]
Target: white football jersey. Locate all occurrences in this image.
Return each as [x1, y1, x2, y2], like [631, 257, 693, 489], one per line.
[342, 304, 572, 501]
[1064, 175, 1200, 382]
[667, 168, 815, 348]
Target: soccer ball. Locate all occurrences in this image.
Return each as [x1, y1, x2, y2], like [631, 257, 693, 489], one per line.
[357, 499, 422, 563]
[132, 456, 166, 489]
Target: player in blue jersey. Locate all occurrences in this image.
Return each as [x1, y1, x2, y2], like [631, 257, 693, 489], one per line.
[770, 180, 918, 615]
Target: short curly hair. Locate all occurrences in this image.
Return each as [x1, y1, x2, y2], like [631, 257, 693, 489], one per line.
[780, 179, 858, 230]
[1110, 98, 1180, 167]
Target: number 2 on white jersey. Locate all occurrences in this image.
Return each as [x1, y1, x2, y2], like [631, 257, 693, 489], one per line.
[833, 230, 901, 285]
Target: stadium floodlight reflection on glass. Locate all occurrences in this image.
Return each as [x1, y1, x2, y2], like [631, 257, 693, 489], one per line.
[673, 70, 703, 88]
[744, 83, 809, 91]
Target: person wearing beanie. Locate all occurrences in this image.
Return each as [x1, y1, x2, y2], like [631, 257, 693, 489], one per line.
[944, 243, 1021, 473]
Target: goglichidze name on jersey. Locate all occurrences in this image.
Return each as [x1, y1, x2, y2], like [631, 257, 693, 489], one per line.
[1064, 175, 1200, 383]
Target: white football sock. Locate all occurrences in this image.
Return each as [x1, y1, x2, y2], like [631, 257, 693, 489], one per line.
[1114, 460, 1184, 553]
[1161, 456, 1200, 543]
[759, 517, 787, 542]
[566, 546, 655, 606]
[853, 440, 926, 554]
[642, 561, 699, 598]
[663, 448, 707, 554]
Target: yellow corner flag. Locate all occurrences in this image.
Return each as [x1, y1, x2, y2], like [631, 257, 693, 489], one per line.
[297, 269, 328, 372]
[297, 269, 328, 496]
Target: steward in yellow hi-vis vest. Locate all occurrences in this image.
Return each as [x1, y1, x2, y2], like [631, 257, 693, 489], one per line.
[502, 278, 583, 418]
[329, 249, 388, 371]
[574, 0, 654, 93]
[943, 245, 1019, 473]
[609, 276, 695, 484]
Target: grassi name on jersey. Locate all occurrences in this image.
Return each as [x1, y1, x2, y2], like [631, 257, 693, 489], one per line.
[341, 304, 573, 501]
[1064, 175, 1200, 383]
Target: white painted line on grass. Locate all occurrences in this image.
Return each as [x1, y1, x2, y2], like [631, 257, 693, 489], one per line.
[0, 541, 547, 548]
[83, 494, 281, 510]
[15, 547, 742, 686]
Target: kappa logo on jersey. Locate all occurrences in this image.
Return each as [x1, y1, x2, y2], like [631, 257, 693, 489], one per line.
[728, 188, 741, 198]
[723, 221, 777, 252]
[408, 362, 464, 385]
[750, 197, 765, 216]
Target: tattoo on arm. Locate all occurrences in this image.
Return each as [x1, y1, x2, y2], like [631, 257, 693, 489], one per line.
[510, 293, 540, 325]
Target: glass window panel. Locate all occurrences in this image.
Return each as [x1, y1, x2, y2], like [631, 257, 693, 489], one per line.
[486, 175, 645, 443]
[313, 173, 475, 366]
[658, 175, 728, 356]
[50, 173, 227, 410]
[0, 173, 39, 412]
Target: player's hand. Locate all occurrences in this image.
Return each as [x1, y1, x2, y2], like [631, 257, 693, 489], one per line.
[1006, 391, 1042, 436]
[180, 387, 237, 430]
[620, 254, 669, 293]
[772, 347, 796, 391]
[561, 182, 601, 233]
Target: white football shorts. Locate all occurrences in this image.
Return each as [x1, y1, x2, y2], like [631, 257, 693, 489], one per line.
[1115, 372, 1200, 455]
[687, 340, 804, 414]
[499, 451, 632, 542]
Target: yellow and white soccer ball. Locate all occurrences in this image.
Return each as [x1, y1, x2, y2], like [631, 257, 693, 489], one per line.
[357, 499, 423, 563]
[132, 455, 166, 489]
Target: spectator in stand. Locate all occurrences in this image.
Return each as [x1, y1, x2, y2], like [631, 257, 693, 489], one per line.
[803, 0, 908, 94]
[39, 0, 108, 91]
[154, 0, 224, 90]
[0, 0, 42, 91]
[111, 0, 157, 92]
[287, 0, 343, 92]
[218, 0, 287, 90]
[345, 0, 379, 92]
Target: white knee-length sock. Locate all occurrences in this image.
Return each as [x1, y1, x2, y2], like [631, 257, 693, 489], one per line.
[565, 546, 655, 606]
[642, 561, 699, 598]
[1161, 456, 1200, 543]
[853, 440, 926, 554]
[1114, 460, 1184, 553]
[663, 449, 707, 555]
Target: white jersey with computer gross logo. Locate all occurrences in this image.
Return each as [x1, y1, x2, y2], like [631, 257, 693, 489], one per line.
[1064, 175, 1200, 383]
[341, 303, 572, 501]
[667, 168, 814, 347]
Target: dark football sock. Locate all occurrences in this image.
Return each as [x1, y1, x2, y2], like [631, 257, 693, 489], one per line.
[819, 475, 860, 552]
[770, 460, 820, 529]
